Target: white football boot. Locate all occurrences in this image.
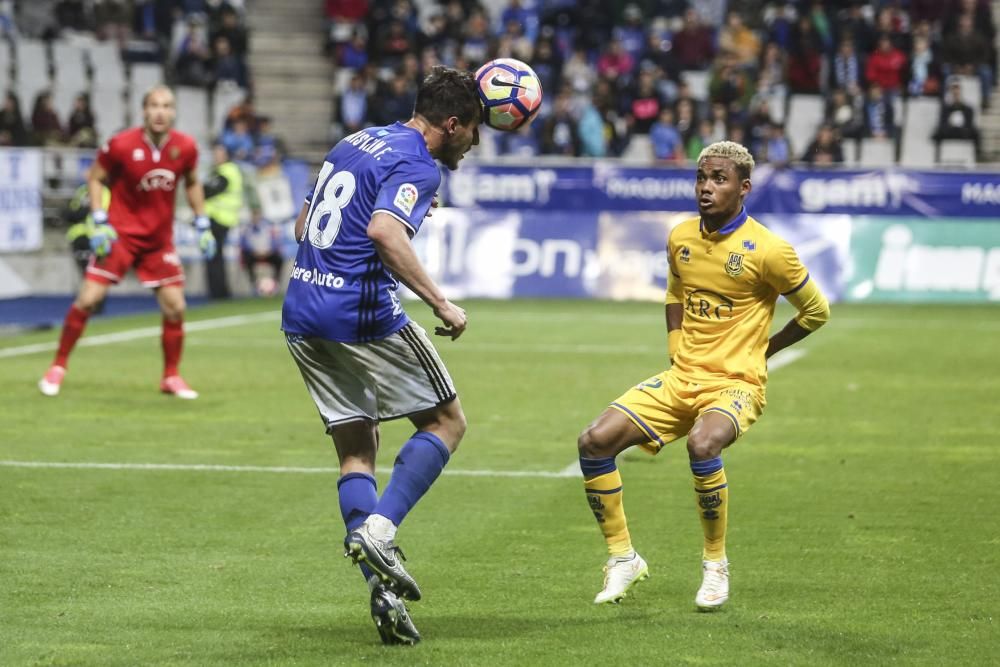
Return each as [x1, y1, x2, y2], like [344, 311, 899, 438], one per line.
[593, 552, 649, 604]
[695, 559, 729, 611]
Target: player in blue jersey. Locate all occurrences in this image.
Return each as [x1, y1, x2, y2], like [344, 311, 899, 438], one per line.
[282, 66, 480, 645]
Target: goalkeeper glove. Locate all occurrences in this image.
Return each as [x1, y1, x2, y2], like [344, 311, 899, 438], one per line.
[194, 215, 217, 260]
[88, 210, 117, 258]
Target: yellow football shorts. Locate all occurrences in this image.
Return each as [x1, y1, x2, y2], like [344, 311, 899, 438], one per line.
[609, 371, 765, 454]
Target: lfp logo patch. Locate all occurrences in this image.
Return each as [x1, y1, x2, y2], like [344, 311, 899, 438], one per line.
[393, 183, 419, 216]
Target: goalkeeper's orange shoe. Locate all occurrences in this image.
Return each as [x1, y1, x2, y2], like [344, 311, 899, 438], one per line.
[160, 375, 199, 400]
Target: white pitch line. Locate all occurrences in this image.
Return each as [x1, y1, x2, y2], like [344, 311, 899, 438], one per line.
[556, 348, 809, 477]
[0, 459, 580, 479]
[0, 311, 279, 359]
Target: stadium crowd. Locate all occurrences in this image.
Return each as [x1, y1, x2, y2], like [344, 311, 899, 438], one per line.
[0, 0, 252, 148]
[326, 0, 995, 164]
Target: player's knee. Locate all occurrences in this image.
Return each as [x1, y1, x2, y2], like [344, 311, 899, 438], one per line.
[578, 426, 610, 459]
[686, 429, 726, 460]
[448, 409, 467, 448]
[73, 297, 101, 314]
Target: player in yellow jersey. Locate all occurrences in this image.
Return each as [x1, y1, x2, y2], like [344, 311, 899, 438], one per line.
[577, 141, 830, 609]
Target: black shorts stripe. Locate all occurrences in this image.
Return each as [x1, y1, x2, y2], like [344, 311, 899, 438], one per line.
[399, 325, 450, 401]
[401, 323, 452, 396]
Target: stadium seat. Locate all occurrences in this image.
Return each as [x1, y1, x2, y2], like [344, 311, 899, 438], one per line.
[899, 97, 940, 168]
[128, 63, 164, 125]
[938, 139, 976, 166]
[859, 138, 895, 166]
[956, 75, 982, 121]
[88, 42, 126, 87]
[52, 41, 88, 87]
[841, 138, 858, 165]
[786, 95, 825, 157]
[93, 84, 128, 140]
[175, 86, 211, 146]
[620, 134, 653, 163]
[681, 70, 710, 101]
[14, 39, 50, 115]
[212, 82, 245, 135]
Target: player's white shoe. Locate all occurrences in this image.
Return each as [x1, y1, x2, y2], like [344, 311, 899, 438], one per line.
[593, 552, 649, 604]
[160, 375, 199, 399]
[38, 365, 66, 397]
[695, 559, 729, 611]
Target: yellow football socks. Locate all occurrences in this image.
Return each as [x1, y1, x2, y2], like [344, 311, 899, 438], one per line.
[580, 457, 633, 558]
[691, 457, 728, 562]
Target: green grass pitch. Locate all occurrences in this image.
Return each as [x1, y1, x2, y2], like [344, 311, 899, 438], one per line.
[1, 298, 997, 666]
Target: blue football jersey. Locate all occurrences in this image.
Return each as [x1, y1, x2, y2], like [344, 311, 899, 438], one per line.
[281, 123, 441, 342]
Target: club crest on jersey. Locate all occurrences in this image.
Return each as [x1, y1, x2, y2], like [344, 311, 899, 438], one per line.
[393, 183, 419, 216]
[139, 168, 177, 192]
[132, 148, 144, 161]
[725, 252, 745, 276]
[679, 246, 691, 263]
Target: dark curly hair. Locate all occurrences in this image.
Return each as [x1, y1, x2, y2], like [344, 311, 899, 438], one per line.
[413, 66, 481, 127]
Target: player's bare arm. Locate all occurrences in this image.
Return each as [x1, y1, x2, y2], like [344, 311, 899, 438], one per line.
[765, 279, 830, 358]
[293, 202, 309, 242]
[183, 168, 207, 217]
[87, 161, 109, 213]
[367, 212, 467, 339]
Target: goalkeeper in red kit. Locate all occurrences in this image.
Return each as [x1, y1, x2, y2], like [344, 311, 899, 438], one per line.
[39, 85, 217, 399]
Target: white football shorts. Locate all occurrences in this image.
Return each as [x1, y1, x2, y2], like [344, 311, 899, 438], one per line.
[285, 321, 456, 431]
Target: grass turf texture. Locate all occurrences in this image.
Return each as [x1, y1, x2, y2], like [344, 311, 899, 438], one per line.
[1, 298, 997, 666]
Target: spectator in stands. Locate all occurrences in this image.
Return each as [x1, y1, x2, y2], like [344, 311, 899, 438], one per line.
[252, 115, 285, 175]
[540, 90, 579, 156]
[372, 73, 415, 126]
[763, 1, 797, 51]
[940, 13, 993, 108]
[576, 102, 606, 158]
[805, 1, 835, 55]
[220, 116, 254, 161]
[638, 30, 682, 100]
[530, 37, 562, 98]
[613, 4, 647, 64]
[597, 38, 635, 82]
[831, 38, 863, 92]
[562, 46, 594, 100]
[686, 118, 717, 162]
[375, 19, 413, 70]
[340, 29, 368, 69]
[907, 33, 942, 97]
[673, 8, 715, 71]
[460, 10, 490, 64]
[173, 14, 214, 86]
[627, 69, 664, 135]
[0, 91, 28, 146]
[211, 5, 248, 58]
[326, 0, 369, 52]
[827, 85, 866, 140]
[865, 33, 907, 98]
[709, 59, 755, 111]
[649, 107, 684, 163]
[786, 16, 823, 94]
[497, 121, 541, 157]
[674, 97, 698, 148]
[718, 11, 761, 69]
[801, 123, 844, 165]
[94, 0, 131, 43]
[212, 35, 247, 88]
[66, 93, 97, 148]
[933, 76, 981, 156]
[759, 42, 788, 92]
[863, 82, 895, 139]
[756, 121, 791, 167]
[31, 91, 63, 146]
[338, 71, 369, 136]
[836, 1, 876, 55]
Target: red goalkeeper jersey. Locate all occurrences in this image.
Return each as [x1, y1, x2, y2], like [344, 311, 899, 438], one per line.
[97, 127, 198, 251]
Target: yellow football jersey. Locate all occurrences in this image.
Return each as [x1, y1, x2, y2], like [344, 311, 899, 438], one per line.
[666, 209, 809, 388]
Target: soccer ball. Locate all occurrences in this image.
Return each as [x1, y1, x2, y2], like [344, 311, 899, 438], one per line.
[475, 58, 543, 131]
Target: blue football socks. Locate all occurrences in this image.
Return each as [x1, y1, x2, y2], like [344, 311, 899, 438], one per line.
[374, 431, 451, 527]
[337, 471, 378, 581]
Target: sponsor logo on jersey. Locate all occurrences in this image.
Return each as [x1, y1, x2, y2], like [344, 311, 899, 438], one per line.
[638, 377, 663, 390]
[685, 289, 734, 320]
[742, 239, 756, 251]
[679, 245, 691, 262]
[393, 183, 419, 216]
[132, 148, 145, 161]
[725, 252, 745, 276]
[138, 168, 177, 192]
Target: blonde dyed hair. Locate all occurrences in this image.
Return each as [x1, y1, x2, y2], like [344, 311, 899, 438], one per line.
[697, 140, 755, 180]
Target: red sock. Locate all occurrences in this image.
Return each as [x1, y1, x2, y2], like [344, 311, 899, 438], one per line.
[162, 317, 184, 377]
[54, 305, 91, 368]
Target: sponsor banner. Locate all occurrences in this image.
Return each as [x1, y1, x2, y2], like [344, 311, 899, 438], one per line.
[844, 217, 1000, 302]
[410, 209, 850, 303]
[0, 149, 43, 252]
[440, 163, 1000, 217]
